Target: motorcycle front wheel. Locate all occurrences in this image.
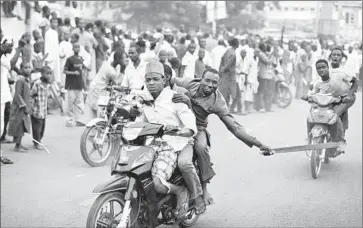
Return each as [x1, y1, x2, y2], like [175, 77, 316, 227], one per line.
[80, 125, 113, 167]
[276, 82, 293, 108]
[310, 136, 326, 179]
[180, 208, 200, 228]
[86, 192, 126, 228]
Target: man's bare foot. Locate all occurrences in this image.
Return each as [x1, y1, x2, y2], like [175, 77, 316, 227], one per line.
[175, 187, 189, 219]
[194, 196, 206, 215]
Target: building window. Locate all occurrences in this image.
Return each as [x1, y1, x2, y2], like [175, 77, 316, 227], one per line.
[345, 12, 355, 24]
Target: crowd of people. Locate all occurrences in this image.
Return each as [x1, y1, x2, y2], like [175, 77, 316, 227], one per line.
[1, 2, 362, 163]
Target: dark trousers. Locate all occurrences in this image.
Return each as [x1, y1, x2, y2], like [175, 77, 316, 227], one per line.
[31, 116, 46, 146]
[1, 102, 11, 140]
[333, 94, 356, 130]
[194, 130, 215, 182]
[255, 78, 274, 111]
[231, 83, 242, 112]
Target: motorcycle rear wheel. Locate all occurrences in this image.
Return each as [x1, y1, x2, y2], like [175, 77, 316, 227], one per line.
[179, 208, 200, 228]
[276, 83, 292, 108]
[80, 125, 113, 167]
[310, 136, 325, 179]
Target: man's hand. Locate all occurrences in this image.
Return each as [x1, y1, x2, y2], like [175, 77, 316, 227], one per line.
[259, 144, 274, 156]
[342, 96, 352, 103]
[164, 125, 180, 135]
[74, 71, 81, 76]
[172, 93, 191, 108]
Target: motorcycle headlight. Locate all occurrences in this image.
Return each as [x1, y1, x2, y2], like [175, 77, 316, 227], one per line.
[132, 149, 155, 168]
[122, 127, 143, 141]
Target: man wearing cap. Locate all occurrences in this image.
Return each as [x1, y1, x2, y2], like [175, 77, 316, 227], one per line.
[134, 61, 197, 219]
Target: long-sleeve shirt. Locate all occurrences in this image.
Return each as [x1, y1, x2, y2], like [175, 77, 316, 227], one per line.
[219, 47, 237, 82]
[30, 79, 49, 119]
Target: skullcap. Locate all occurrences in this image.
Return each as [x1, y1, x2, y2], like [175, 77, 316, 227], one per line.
[145, 61, 164, 76]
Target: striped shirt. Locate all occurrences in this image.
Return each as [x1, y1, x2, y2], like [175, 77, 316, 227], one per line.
[30, 79, 49, 119]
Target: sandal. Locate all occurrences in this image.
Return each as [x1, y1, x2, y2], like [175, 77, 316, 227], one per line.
[1, 156, 13, 164]
[194, 196, 206, 215]
[203, 197, 215, 206]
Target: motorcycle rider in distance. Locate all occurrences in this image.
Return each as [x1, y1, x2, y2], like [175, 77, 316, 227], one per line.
[133, 61, 198, 219]
[303, 58, 358, 155]
[170, 68, 272, 214]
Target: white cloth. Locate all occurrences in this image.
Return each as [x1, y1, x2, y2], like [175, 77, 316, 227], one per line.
[1, 55, 12, 104]
[121, 60, 147, 90]
[44, 28, 61, 83]
[211, 45, 226, 71]
[31, 11, 43, 32]
[181, 51, 197, 79]
[136, 87, 197, 151]
[344, 51, 360, 77]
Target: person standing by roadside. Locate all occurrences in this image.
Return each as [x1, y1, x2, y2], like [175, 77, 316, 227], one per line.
[219, 38, 239, 110]
[30, 66, 52, 150]
[255, 43, 275, 112]
[44, 17, 61, 84]
[194, 48, 206, 79]
[63, 43, 85, 127]
[8, 62, 32, 152]
[180, 42, 197, 79]
[210, 39, 227, 71]
[121, 46, 147, 91]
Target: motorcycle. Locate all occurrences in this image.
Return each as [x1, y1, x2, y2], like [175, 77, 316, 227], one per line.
[86, 97, 200, 228]
[302, 93, 343, 179]
[80, 85, 129, 167]
[274, 67, 293, 108]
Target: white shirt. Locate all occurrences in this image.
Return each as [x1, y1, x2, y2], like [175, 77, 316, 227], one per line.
[31, 11, 43, 32]
[121, 60, 147, 90]
[344, 51, 360, 76]
[211, 45, 226, 71]
[182, 51, 197, 79]
[1, 55, 12, 103]
[136, 87, 197, 151]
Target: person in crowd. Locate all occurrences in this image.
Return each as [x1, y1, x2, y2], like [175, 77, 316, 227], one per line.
[219, 38, 238, 110]
[295, 52, 309, 98]
[121, 46, 147, 91]
[8, 62, 32, 152]
[180, 42, 197, 79]
[30, 66, 52, 150]
[210, 39, 227, 71]
[85, 51, 125, 121]
[255, 43, 274, 112]
[32, 29, 43, 43]
[194, 48, 206, 79]
[31, 41, 48, 83]
[194, 37, 211, 68]
[158, 49, 170, 66]
[31, 3, 43, 33]
[169, 57, 181, 78]
[63, 43, 86, 127]
[59, 31, 73, 88]
[344, 46, 360, 79]
[44, 17, 61, 84]
[175, 37, 187, 60]
[94, 29, 109, 74]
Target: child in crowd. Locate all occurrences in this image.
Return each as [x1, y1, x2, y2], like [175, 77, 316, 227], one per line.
[194, 48, 205, 78]
[63, 43, 85, 127]
[31, 41, 48, 83]
[30, 66, 52, 150]
[8, 62, 32, 152]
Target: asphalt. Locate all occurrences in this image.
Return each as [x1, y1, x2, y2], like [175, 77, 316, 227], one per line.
[1, 95, 362, 227]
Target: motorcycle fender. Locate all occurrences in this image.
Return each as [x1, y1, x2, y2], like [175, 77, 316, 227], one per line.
[92, 174, 128, 195]
[310, 124, 329, 138]
[86, 118, 106, 127]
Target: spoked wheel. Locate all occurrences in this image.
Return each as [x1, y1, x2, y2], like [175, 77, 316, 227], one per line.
[80, 125, 113, 167]
[276, 84, 293, 108]
[310, 136, 326, 179]
[86, 192, 125, 228]
[180, 208, 200, 228]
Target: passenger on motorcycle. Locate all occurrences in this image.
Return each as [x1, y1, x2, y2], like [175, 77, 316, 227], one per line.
[171, 68, 272, 214]
[305, 59, 350, 154]
[329, 48, 359, 134]
[134, 61, 198, 219]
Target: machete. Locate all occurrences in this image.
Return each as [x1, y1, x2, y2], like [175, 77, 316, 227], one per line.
[271, 142, 340, 154]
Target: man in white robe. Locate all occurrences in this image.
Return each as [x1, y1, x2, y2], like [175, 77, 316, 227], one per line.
[44, 17, 61, 84]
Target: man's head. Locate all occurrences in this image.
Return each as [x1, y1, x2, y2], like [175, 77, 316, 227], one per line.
[40, 66, 53, 84]
[22, 32, 31, 43]
[315, 59, 329, 79]
[187, 43, 196, 55]
[218, 39, 226, 47]
[169, 57, 180, 70]
[72, 1, 78, 8]
[42, 6, 51, 19]
[199, 38, 206, 49]
[200, 68, 220, 96]
[70, 33, 80, 44]
[330, 47, 346, 67]
[229, 38, 239, 49]
[34, 3, 41, 13]
[198, 48, 205, 60]
[128, 46, 140, 63]
[63, 30, 70, 41]
[158, 50, 167, 63]
[21, 61, 32, 76]
[34, 41, 44, 54]
[162, 63, 173, 86]
[240, 49, 247, 58]
[135, 40, 146, 54]
[32, 29, 42, 41]
[76, 18, 85, 29]
[145, 61, 165, 97]
[73, 43, 81, 55]
[113, 51, 124, 66]
[50, 18, 58, 30]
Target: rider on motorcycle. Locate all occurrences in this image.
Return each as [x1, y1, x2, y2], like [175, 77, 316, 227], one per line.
[305, 58, 358, 154]
[170, 68, 272, 214]
[133, 61, 198, 219]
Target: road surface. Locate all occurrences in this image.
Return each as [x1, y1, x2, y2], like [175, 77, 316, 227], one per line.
[1, 95, 362, 227]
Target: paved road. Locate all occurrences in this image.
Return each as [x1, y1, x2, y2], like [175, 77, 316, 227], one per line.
[1, 95, 362, 228]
